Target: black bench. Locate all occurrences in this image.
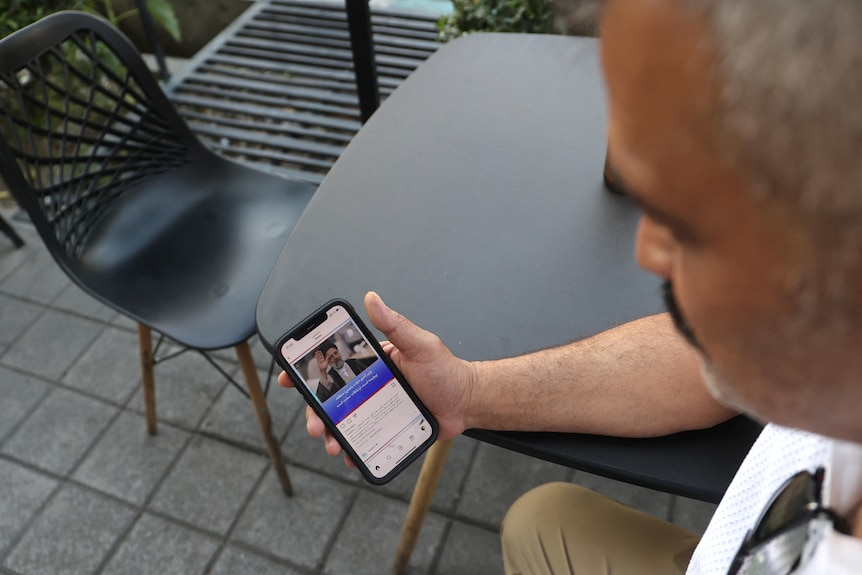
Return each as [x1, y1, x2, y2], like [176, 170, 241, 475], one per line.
[163, 0, 442, 186]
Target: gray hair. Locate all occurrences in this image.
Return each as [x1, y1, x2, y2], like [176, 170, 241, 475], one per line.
[682, 0, 862, 214]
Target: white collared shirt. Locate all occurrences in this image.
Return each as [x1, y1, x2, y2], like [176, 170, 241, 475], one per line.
[687, 424, 862, 574]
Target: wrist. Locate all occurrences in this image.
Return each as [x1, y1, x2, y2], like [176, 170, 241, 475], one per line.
[459, 359, 489, 431]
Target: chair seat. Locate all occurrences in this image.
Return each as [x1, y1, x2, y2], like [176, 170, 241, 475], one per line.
[77, 152, 315, 350]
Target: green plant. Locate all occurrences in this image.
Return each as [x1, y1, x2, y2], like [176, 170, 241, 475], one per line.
[1, 0, 89, 37]
[93, 0, 180, 42]
[0, 0, 181, 42]
[437, 0, 554, 41]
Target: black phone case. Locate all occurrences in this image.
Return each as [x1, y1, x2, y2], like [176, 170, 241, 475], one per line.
[273, 299, 439, 485]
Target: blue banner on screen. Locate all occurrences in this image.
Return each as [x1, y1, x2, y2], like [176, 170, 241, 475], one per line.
[322, 358, 391, 423]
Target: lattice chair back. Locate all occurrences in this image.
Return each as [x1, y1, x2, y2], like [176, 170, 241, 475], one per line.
[0, 11, 199, 271]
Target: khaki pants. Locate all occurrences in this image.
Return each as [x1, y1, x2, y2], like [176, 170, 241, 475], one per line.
[501, 483, 701, 575]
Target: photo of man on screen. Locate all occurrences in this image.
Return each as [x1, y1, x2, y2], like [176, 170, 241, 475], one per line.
[312, 340, 375, 402]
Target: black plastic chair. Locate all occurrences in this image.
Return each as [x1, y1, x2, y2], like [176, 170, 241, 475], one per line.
[0, 11, 318, 495]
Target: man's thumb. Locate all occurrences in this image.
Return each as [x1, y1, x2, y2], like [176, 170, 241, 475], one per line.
[364, 291, 428, 355]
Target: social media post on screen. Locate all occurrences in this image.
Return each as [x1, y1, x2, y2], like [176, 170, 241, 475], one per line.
[280, 307, 434, 477]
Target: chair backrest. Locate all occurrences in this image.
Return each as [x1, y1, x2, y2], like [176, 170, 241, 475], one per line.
[0, 11, 200, 267]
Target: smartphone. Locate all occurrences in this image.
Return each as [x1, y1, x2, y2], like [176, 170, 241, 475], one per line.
[274, 299, 439, 484]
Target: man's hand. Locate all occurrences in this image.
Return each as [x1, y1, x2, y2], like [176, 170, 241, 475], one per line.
[277, 291, 476, 466]
[313, 350, 327, 375]
[364, 291, 475, 440]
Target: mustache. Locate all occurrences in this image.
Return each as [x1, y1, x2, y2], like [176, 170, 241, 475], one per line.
[661, 280, 706, 355]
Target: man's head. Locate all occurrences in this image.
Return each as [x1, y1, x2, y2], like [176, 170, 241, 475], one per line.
[601, 0, 862, 441]
[318, 342, 344, 369]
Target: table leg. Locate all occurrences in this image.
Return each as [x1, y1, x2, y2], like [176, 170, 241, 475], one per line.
[393, 438, 453, 573]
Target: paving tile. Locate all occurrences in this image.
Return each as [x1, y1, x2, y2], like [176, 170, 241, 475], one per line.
[456, 442, 572, 529]
[62, 327, 142, 405]
[0, 246, 70, 304]
[376, 435, 477, 515]
[435, 522, 503, 575]
[210, 545, 304, 575]
[323, 490, 447, 575]
[572, 470, 674, 520]
[281, 408, 363, 483]
[211, 335, 277, 370]
[0, 366, 51, 443]
[149, 435, 268, 535]
[73, 411, 191, 505]
[51, 283, 118, 323]
[201, 366, 304, 451]
[1, 308, 103, 380]
[127, 349, 229, 430]
[206, 341, 242, 365]
[0, 229, 39, 284]
[111, 313, 139, 332]
[0, 459, 59, 555]
[1, 387, 117, 475]
[671, 496, 717, 535]
[250, 334, 280, 370]
[232, 467, 356, 570]
[0, 294, 43, 350]
[101, 513, 220, 575]
[3, 484, 136, 575]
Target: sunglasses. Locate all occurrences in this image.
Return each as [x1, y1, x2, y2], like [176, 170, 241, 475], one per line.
[727, 467, 852, 575]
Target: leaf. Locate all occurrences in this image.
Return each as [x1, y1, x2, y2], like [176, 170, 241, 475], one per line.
[145, 0, 182, 43]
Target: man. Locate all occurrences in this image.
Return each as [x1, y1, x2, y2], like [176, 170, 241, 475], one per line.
[313, 341, 375, 402]
[280, 0, 862, 572]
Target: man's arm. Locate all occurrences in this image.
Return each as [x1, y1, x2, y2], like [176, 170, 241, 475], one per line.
[278, 292, 737, 458]
[466, 313, 737, 437]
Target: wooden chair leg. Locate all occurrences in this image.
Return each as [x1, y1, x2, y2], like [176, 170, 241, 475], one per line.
[137, 323, 157, 435]
[393, 438, 454, 574]
[235, 342, 293, 497]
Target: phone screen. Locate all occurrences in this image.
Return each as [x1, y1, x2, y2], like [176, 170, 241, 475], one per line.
[279, 303, 435, 480]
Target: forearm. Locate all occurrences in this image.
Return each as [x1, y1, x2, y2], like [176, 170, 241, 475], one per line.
[463, 313, 737, 437]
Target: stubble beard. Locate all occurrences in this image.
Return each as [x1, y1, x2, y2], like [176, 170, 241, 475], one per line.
[664, 248, 859, 429]
[699, 360, 767, 421]
[663, 280, 761, 415]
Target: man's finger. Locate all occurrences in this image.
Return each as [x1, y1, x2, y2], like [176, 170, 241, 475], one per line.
[277, 371, 294, 388]
[364, 291, 437, 357]
[305, 406, 326, 437]
[325, 432, 343, 457]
